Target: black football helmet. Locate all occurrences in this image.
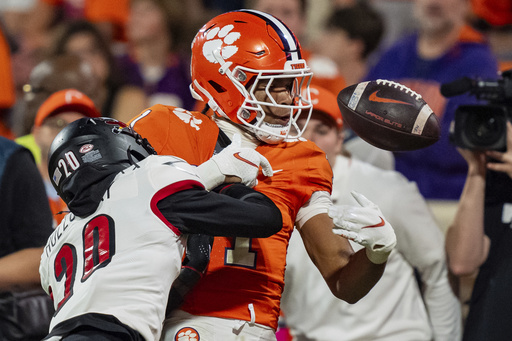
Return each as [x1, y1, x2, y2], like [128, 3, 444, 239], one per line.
[48, 117, 156, 211]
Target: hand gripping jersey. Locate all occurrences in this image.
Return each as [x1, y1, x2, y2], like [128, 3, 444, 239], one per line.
[39, 155, 204, 341]
[129, 105, 333, 329]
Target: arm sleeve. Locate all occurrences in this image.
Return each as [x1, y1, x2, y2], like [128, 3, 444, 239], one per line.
[156, 183, 282, 237]
[295, 191, 332, 230]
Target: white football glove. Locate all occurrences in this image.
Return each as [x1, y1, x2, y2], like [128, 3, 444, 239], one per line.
[328, 191, 397, 264]
[196, 134, 273, 190]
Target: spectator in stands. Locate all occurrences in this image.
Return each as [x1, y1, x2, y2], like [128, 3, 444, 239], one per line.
[22, 89, 101, 226]
[12, 54, 100, 137]
[0, 135, 54, 340]
[314, 3, 383, 87]
[446, 122, 512, 340]
[9, 0, 129, 99]
[312, 2, 395, 170]
[369, 0, 416, 54]
[117, 0, 196, 110]
[365, 0, 499, 200]
[23, 0, 129, 52]
[52, 20, 147, 122]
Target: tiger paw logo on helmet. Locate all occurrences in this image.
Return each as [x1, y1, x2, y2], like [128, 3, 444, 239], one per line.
[175, 327, 199, 341]
[202, 25, 241, 63]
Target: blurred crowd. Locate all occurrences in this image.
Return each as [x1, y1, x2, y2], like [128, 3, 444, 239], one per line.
[0, 0, 510, 141]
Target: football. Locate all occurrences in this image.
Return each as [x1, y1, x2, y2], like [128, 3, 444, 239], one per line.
[337, 79, 440, 151]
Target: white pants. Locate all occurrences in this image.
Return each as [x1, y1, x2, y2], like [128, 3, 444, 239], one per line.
[161, 309, 277, 341]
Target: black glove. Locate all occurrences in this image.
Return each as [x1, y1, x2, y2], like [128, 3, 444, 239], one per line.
[165, 234, 213, 317]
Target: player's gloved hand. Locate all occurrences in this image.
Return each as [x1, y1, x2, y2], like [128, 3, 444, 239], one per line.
[328, 191, 397, 264]
[196, 134, 273, 190]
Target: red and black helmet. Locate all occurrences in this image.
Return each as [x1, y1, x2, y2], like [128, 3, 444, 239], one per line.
[48, 117, 156, 206]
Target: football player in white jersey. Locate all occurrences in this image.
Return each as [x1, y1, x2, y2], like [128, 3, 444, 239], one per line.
[39, 117, 282, 341]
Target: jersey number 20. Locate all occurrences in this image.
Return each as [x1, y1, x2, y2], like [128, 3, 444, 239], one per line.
[52, 214, 115, 312]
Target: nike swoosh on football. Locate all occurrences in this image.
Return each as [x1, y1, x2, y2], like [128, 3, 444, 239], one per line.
[362, 217, 385, 228]
[369, 90, 413, 106]
[233, 152, 258, 167]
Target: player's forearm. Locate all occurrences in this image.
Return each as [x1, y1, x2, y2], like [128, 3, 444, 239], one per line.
[159, 186, 282, 238]
[445, 173, 487, 276]
[0, 247, 44, 290]
[328, 248, 385, 303]
[300, 214, 385, 303]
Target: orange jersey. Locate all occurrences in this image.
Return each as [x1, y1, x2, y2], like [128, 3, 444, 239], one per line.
[129, 105, 333, 330]
[129, 105, 219, 165]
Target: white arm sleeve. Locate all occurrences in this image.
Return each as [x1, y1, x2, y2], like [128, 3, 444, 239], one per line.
[421, 256, 462, 341]
[295, 191, 332, 230]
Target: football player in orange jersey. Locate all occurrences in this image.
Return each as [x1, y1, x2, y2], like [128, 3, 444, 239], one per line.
[128, 9, 397, 341]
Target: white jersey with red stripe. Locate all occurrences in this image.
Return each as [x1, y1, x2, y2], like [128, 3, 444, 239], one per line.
[39, 155, 204, 341]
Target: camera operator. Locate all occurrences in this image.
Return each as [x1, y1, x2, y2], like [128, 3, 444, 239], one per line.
[446, 120, 512, 340]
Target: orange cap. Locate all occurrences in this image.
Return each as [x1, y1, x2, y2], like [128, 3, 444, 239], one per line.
[34, 89, 100, 127]
[308, 84, 343, 130]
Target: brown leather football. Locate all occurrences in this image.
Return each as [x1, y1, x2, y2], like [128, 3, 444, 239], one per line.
[337, 79, 440, 151]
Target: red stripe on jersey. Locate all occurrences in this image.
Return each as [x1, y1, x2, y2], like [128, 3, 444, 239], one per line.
[150, 179, 204, 235]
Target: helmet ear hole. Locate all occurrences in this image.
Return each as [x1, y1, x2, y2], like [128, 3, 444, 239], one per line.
[208, 80, 227, 93]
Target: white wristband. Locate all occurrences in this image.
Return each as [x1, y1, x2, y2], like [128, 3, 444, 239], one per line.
[196, 159, 225, 191]
[366, 248, 391, 265]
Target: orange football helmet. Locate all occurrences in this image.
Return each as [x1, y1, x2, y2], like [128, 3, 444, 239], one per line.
[190, 9, 313, 144]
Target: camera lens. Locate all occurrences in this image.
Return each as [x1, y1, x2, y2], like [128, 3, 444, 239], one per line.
[466, 113, 505, 147]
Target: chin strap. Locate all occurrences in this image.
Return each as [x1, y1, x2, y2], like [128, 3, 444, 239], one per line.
[253, 122, 288, 144]
[126, 147, 140, 168]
